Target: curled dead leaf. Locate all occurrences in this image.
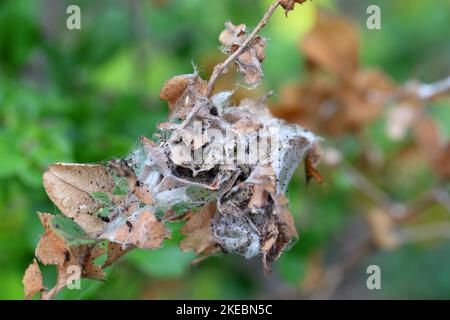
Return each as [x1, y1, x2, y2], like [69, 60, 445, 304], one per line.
[272, 13, 396, 136]
[219, 22, 267, 87]
[301, 12, 359, 78]
[160, 75, 190, 109]
[280, 0, 308, 16]
[42, 164, 114, 234]
[180, 202, 218, 255]
[35, 213, 69, 265]
[261, 194, 298, 275]
[219, 22, 247, 47]
[247, 184, 269, 210]
[100, 209, 168, 249]
[40, 241, 107, 299]
[414, 117, 450, 179]
[23, 259, 43, 300]
[159, 74, 208, 119]
[103, 242, 134, 268]
[33, 213, 108, 299]
[304, 154, 324, 185]
[433, 143, 450, 179]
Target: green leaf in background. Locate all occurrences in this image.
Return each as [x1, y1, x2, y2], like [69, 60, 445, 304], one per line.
[278, 252, 307, 285]
[0, 138, 27, 178]
[126, 245, 195, 278]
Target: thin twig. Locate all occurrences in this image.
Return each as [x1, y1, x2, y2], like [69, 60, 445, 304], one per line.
[342, 163, 396, 209]
[398, 222, 450, 244]
[342, 164, 450, 222]
[206, 1, 281, 96]
[179, 0, 282, 129]
[393, 187, 450, 223]
[432, 188, 450, 212]
[308, 239, 374, 299]
[406, 75, 450, 101]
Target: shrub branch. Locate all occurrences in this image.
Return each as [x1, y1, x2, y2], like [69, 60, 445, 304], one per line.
[180, 0, 282, 128]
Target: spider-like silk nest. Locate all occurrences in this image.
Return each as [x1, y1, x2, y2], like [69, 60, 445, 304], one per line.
[23, 73, 321, 300]
[137, 85, 322, 264]
[40, 75, 318, 261]
[23, 17, 322, 299]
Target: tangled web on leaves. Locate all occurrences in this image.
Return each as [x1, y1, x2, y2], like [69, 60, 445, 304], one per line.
[23, 0, 322, 300]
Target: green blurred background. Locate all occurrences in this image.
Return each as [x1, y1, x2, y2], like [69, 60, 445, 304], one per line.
[0, 0, 449, 299]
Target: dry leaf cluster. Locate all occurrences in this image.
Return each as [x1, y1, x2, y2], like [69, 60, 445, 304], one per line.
[271, 12, 450, 179]
[219, 22, 267, 87]
[266, 11, 449, 298]
[280, 0, 309, 16]
[271, 13, 395, 135]
[23, 1, 321, 299]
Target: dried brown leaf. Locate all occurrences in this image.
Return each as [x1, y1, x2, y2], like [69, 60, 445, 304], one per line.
[160, 75, 190, 109]
[103, 242, 134, 268]
[219, 22, 246, 47]
[271, 67, 394, 135]
[101, 209, 168, 249]
[35, 213, 69, 265]
[23, 259, 43, 300]
[301, 12, 359, 78]
[434, 143, 450, 179]
[43, 243, 106, 298]
[304, 154, 324, 185]
[280, 0, 308, 16]
[33, 213, 107, 299]
[247, 184, 269, 210]
[73, 245, 105, 280]
[415, 117, 442, 156]
[277, 197, 299, 240]
[134, 183, 154, 206]
[180, 202, 217, 255]
[47, 163, 114, 193]
[219, 22, 267, 87]
[159, 74, 208, 119]
[41, 259, 82, 300]
[42, 164, 113, 234]
[415, 117, 450, 179]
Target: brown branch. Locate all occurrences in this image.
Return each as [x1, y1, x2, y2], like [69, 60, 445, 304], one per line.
[398, 222, 450, 244]
[206, 1, 281, 96]
[179, 0, 282, 129]
[342, 163, 450, 222]
[433, 188, 450, 212]
[308, 239, 375, 299]
[405, 75, 450, 101]
[392, 187, 450, 223]
[341, 163, 396, 210]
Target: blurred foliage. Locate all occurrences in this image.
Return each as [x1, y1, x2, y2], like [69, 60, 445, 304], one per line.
[0, 0, 449, 299]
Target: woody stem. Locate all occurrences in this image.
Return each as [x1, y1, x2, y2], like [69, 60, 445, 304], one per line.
[179, 0, 282, 129]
